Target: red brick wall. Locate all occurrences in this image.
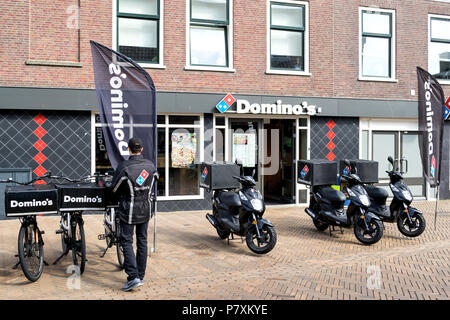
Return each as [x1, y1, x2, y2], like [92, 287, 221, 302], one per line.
[0, 0, 449, 100]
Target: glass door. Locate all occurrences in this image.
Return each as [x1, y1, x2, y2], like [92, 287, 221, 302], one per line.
[229, 119, 263, 192]
[372, 131, 425, 197]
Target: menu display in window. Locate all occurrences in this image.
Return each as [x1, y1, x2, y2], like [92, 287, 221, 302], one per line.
[233, 133, 256, 168]
[171, 132, 197, 168]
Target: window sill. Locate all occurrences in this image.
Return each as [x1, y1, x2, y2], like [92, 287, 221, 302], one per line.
[358, 77, 398, 83]
[184, 66, 236, 73]
[25, 59, 83, 67]
[157, 195, 204, 201]
[265, 70, 311, 76]
[139, 63, 166, 69]
[437, 79, 450, 86]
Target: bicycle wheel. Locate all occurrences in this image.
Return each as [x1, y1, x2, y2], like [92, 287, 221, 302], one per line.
[71, 217, 86, 275]
[115, 218, 124, 269]
[18, 221, 44, 282]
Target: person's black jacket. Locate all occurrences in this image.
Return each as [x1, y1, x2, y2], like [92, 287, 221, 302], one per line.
[111, 154, 157, 225]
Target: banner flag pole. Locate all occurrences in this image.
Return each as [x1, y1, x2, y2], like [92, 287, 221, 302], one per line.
[434, 185, 439, 230]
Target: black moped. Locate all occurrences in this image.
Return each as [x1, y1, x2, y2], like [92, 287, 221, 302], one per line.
[363, 156, 426, 237]
[205, 167, 277, 254]
[306, 160, 384, 245]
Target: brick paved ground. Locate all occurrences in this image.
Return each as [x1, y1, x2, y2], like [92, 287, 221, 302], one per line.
[0, 201, 449, 300]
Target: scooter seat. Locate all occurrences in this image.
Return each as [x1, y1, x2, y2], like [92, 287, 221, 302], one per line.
[218, 191, 242, 207]
[364, 185, 389, 199]
[319, 187, 346, 202]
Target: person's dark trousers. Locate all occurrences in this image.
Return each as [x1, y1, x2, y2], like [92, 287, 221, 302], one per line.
[120, 220, 149, 282]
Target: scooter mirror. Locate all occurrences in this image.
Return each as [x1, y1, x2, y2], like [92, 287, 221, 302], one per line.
[252, 169, 256, 178]
[387, 156, 394, 165]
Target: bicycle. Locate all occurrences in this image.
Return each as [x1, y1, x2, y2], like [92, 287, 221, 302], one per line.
[1, 173, 55, 282]
[98, 172, 159, 268]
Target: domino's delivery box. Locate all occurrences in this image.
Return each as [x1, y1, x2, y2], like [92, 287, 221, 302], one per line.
[297, 159, 338, 186]
[339, 159, 378, 183]
[199, 162, 241, 191]
[56, 183, 106, 212]
[5, 185, 58, 217]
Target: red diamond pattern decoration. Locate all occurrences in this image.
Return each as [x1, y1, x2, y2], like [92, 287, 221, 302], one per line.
[33, 140, 47, 152]
[326, 141, 336, 151]
[33, 165, 47, 177]
[326, 119, 336, 130]
[326, 130, 336, 140]
[326, 152, 336, 161]
[33, 152, 47, 164]
[34, 113, 47, 126]
[34, 126, 47, 139]
[34, 180, 46, 185]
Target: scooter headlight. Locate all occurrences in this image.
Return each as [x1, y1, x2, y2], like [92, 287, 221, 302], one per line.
[359, 194, 370, 207]
[250, 199, 264, 212]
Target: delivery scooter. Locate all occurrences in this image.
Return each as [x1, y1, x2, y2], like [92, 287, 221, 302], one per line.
[305, 159, 384, 245]
[363, 156, 426, 237]
[205, 162, 277, 254]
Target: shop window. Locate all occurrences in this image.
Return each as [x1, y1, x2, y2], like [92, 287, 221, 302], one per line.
[188, 0, 230, 67]
[117, 0, 161, 64]
[429, 16, 450, 81]
[94, 114, 204, 199]
[269, 1, 306, 72]
[215, 128, 225, 161]
[169, 127, 201, 196]
[360, 8, 395, 79]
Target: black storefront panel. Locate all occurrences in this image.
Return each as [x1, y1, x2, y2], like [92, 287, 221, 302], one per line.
[0, 110, 91, 218]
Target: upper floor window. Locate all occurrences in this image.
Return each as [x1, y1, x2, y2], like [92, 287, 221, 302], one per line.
[429, 15, 450, 82]
[359, 8, 395, 80]
[187, 0, 232, 69]
[117, 0, 162, 65]
[268, 1, 308, 73]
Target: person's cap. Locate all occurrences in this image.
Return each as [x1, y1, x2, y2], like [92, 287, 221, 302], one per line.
[128, 137, 143, 149]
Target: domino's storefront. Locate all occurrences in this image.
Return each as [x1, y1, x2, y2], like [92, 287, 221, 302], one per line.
[1, 87, 450, 217]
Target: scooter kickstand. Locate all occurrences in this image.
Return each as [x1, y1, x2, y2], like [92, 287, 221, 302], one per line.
[340, 226, 344, 234]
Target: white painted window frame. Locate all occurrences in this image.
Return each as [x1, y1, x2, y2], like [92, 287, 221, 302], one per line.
[185, 0, 235, 72]
[428, 14, 450, 86]
[358, 7, 397, 82]
[112, 0, 166, 69]
[266, 0, 310, 76]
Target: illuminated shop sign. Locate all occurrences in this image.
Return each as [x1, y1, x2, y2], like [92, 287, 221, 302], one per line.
[216, 93, 321, 116]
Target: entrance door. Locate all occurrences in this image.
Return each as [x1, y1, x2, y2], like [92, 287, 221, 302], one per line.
[263, 119, 296, 204]
[229, 119, 263, 192]
[372, 131, 425, 197]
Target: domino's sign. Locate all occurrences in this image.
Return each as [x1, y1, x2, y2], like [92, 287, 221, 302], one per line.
[216, 94, 321, 116]
[445, 97, 450, 121]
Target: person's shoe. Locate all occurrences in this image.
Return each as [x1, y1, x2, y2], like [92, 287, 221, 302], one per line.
[138, 279, 144, 287]
[122, 278, 141, 292]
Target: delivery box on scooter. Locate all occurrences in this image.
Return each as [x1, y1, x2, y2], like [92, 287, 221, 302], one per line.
[199, 162, 241, 191]
[297, 159, 338, 186]
[339, 159, 379, 183]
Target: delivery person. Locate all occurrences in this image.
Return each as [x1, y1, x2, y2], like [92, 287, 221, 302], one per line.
[111, 137, 157, 291]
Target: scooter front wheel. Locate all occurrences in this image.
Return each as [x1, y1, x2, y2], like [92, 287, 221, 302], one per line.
[397, 212, 426, 237]
[354, 219, 383, 245]
[246, 225, 277, 254]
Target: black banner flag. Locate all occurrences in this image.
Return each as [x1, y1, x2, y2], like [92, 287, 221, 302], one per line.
[417, 66, 445, 188]
[90, 41, 157, 169]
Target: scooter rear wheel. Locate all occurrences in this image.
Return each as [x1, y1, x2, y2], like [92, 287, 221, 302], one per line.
[216, 228, 231, 239]
[313, 218, 329, 231]
[397, 212, 426, 237]
[354, 219, 383, 245]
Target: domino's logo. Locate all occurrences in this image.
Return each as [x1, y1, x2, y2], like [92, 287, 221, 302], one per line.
[300, 165, 309, 178]
[431, 156, 436, 177]
[216, 94, 236, 113]
[202, 167, 208, 181]
[136, 169, 149, 186]
[343, 166, 350, 176]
